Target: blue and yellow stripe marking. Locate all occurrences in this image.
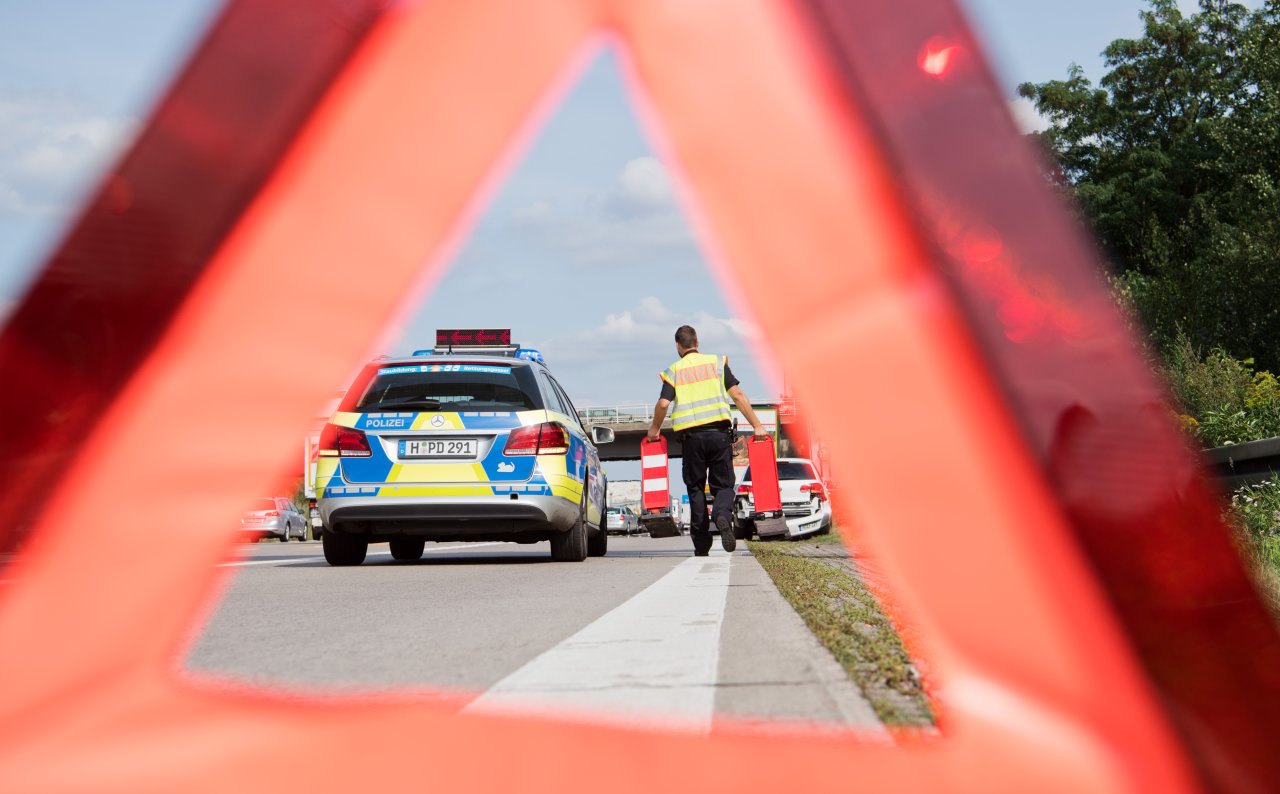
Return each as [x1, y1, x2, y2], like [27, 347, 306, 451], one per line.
[317, 409, 595, 505]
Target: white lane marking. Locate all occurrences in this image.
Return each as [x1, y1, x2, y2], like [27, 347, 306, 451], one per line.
[465, 550, 733, 731]
[218, 557, 318, 568]
[219, 542, 508, 567]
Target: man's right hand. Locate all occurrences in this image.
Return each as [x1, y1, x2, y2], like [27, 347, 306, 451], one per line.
[753, 425, 767, 437]
[646, 429, 661, 442]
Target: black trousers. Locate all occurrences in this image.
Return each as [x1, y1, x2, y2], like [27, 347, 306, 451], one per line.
[681, 427, 735, 554]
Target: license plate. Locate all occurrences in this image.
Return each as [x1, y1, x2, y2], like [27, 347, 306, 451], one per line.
[398, 438, 479, 459]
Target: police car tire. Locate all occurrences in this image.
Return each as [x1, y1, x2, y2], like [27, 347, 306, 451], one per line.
[587, 523, 607, 557]
[588, 484, 609, 558]
[390, 537, 425, 561]
[323, 531, 368, 566]
[551, 495, 589, 562]
[550, 522, 586, 561]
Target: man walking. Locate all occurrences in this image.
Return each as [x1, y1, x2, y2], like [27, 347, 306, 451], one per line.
[647, 325, 766, 556]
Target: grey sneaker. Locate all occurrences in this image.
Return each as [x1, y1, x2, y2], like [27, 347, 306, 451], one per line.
[716, 515, 736, 553]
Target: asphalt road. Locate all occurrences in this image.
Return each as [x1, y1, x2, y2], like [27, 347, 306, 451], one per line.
[186, 534, 883, 733]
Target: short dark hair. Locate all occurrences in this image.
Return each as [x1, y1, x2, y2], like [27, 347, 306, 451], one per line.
[674, 325, 698, 348]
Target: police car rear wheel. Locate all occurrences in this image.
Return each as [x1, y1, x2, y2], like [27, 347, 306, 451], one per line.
[588, 504, 609, 555]
[323, 531, 368, 566]
[587, 486, 607, 557]
[390, 537, 425, 561]
[587, 523, 607, 556]
[551, 493, 588, 562]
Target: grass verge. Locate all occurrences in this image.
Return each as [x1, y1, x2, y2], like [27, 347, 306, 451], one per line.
[748, 530, 934, 727]
[1227, 479, 1280, 616]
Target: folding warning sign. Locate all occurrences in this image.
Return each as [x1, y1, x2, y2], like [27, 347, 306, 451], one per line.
[1, 0, 1279, 792]
[639, 436, 680, 538]
[640, 436, 671, 511]
[745, 436, 789, 539]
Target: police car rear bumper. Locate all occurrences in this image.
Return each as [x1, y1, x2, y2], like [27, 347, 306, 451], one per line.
[319, 494, 579, 539]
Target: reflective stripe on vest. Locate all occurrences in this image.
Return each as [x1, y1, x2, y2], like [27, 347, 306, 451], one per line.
[663, 352, 732, 432]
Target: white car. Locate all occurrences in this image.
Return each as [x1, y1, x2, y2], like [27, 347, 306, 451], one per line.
[733, 458, 832, 540]
[605, 506, 640, 535]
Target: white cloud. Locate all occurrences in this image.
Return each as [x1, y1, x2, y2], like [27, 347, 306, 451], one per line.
[0, 94, 137, 218]
[1007, 96, 1050, 134]
[601, 156, 675, 218]
[513, 199, 554, 224]
[538, 296, 769, 407]
[504, 156, 697, 269]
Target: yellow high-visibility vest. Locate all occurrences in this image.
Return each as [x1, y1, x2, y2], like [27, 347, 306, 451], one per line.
[661, 352, 733, 432]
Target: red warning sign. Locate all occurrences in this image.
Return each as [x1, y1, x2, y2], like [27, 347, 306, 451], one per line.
[640, 436, 671, 513]
[746, 436, 782, 514]
[0, 0, 1276, 792]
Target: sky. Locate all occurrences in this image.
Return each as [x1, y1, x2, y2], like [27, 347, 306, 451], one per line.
[0, 0, 1256, 479]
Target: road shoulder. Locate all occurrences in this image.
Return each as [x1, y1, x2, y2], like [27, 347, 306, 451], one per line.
[715, 550, 886, 732]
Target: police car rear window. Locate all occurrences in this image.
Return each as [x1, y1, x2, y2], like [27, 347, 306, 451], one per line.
[344, 363, 543, 412]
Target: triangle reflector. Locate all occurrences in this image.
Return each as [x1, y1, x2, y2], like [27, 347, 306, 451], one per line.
[1, 1, 1276, 791]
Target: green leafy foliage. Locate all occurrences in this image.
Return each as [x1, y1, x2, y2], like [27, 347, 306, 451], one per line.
[1161, 331, 1280, 446]
[1162, 330, 1254, 419]
[1228, 479, 1280, 608]
[1021, 0, 1280, 370]
[1199, 409, 1267, 446]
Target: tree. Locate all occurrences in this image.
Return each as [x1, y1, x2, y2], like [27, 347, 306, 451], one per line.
[1019, 0, 1280, 370]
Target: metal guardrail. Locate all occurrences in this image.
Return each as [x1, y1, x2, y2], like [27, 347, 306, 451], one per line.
[1206, 436, 1280, 491]
[578, 404, 658, 425]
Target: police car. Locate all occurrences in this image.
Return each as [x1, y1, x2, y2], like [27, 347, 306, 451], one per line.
[315, 330, 613, 566]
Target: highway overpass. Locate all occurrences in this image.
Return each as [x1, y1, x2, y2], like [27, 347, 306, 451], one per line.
[578, 405, 683, 461]
[578, 403, 784, 462]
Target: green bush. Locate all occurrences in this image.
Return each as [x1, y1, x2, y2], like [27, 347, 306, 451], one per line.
[1229, 479, 1280, 578]
[1245, 371, 1280, 436]
[1163, 332, 1252, 419]
[1199, 410, 1267, 448]
[1161, 331, 1280, 447]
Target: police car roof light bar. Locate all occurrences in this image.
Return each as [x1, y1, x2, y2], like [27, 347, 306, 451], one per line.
[435, 328, 511, 346]
[425, 344, 521, 357]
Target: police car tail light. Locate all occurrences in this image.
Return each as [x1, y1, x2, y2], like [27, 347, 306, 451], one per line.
[318, 422, 372, 458]
[737, 484, 753, 495]
[504, 423, 569, 456]
[536, 423, 570, 455]
[503, 424, 542, 456]
[801, 483, 826, 500]
[265, 510, 280, 517]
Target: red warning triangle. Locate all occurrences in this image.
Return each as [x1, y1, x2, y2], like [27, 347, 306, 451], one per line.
[1, 0, 1276, 791]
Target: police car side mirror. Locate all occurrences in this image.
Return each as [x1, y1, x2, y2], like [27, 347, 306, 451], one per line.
[591, 426, 615, 445]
